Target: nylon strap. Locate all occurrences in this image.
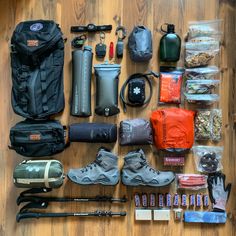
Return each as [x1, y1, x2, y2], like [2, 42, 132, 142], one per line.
[40, 59, 48, 112]
[18, 66, 29, 112]
[44, 160, 52, 188]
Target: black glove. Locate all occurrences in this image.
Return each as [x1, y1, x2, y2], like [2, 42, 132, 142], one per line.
[208, 172, 231, 212]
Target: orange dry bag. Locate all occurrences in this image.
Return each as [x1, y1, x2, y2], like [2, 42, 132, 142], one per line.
[150, 108, 195, 153]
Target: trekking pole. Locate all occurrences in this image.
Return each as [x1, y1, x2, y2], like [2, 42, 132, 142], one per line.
[17, 188, 127, 205]
[16, 210, 127, 222]
[17, 195, 127, 205]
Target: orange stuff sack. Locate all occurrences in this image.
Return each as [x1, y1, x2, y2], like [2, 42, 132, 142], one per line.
[150, 108, 195, 153]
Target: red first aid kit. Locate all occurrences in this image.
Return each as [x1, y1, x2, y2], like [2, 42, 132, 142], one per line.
[150, 108, 195, 153]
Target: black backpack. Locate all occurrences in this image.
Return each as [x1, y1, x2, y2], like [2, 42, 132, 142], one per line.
[10, 20, 65, 119]
[9, 119, 67, 157]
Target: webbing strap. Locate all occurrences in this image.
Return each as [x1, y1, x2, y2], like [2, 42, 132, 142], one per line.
[40, 60, 48, 112]
[44, 160, 52, 188]
[18, 66, 29, 112]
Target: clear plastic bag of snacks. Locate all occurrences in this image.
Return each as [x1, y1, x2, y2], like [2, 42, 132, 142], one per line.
[185, 66, 219, 80]
[195, 110, 212, 140]
[211, 109, 222, 141]
[188, 19, 222, 39]
[185, 80, 220, 94]
[185, 41, 220, 68]
[192, 146, 223, 173]
[189, 36, 221, 43]
[184, 93, 219, 104]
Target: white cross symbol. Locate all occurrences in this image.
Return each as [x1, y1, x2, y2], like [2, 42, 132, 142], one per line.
[133, 87, 140, 95]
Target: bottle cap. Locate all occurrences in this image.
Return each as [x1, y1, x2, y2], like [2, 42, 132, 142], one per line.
[167, 24, 175, 33]
[84, 45, 92, 51]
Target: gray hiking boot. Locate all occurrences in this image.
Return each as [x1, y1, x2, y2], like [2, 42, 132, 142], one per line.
[67, 148, 120, 185]
[121, 149, 175, 187]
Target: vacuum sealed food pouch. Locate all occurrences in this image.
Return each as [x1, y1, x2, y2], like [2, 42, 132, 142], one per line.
[159, 67, 184, 104]
[185, 80, 220, 94]
[176, 174, 208, 190]
[185, 66, 219, 80]
[185, 41, 220, 68]
[188, 19, 222, 39]
[150, 108, 195, 153]
[192, 146, 223, 173]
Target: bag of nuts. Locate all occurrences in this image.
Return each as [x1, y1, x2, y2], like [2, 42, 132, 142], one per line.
[211, 109, 222, 141]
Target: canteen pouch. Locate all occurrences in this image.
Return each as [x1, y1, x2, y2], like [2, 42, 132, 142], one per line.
[94, 63, 121, 116]
[128, 26, 152, 62]
[119, 118, 153, 145]
[13, 159, 64, 188]
[69, 123, 117, 143]
[9, 119, 66, 157]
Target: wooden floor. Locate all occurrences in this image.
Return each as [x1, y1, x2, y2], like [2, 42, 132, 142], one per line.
[0, 0, 236, 235]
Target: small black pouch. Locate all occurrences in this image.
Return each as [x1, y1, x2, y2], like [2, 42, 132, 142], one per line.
[69, 123, 117, 143]
[9, 119, 66, 157]
[128, 78, 145, 104]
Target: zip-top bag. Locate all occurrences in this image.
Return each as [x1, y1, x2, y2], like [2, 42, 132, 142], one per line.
[10, 20, 65, 119]
[9, 119, 67, 157]
[13, 159, 64, 188]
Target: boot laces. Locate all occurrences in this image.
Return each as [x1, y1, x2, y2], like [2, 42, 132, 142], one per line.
[81, 154, 102, 173]
[141, 160, 160, 174]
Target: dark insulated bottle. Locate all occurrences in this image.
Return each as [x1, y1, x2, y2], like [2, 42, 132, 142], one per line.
[71, 46, 93, 117]
[160, 24, 181, 62]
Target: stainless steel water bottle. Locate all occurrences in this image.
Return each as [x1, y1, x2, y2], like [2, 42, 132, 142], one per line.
[71, 46, 93, 116]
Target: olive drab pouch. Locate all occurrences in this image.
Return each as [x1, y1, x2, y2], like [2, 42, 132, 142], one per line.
[10, 20, 65, 119]
[13, 159, 64, 188]
[9, 119, 67, 157]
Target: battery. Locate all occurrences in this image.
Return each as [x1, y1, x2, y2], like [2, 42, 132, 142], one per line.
[149, 193, 156, 207]
[203, 194, 209, 207]
[173, 193, 179, 207]
[142, 193, 148, 207]
[196, 194, 202, 207]
[165, 193, 172, 207]
[189, 194, 195, 207]
[134, 193, 141, 207]
[158, 193, 164, 208]
[181, 194, 187, 207]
